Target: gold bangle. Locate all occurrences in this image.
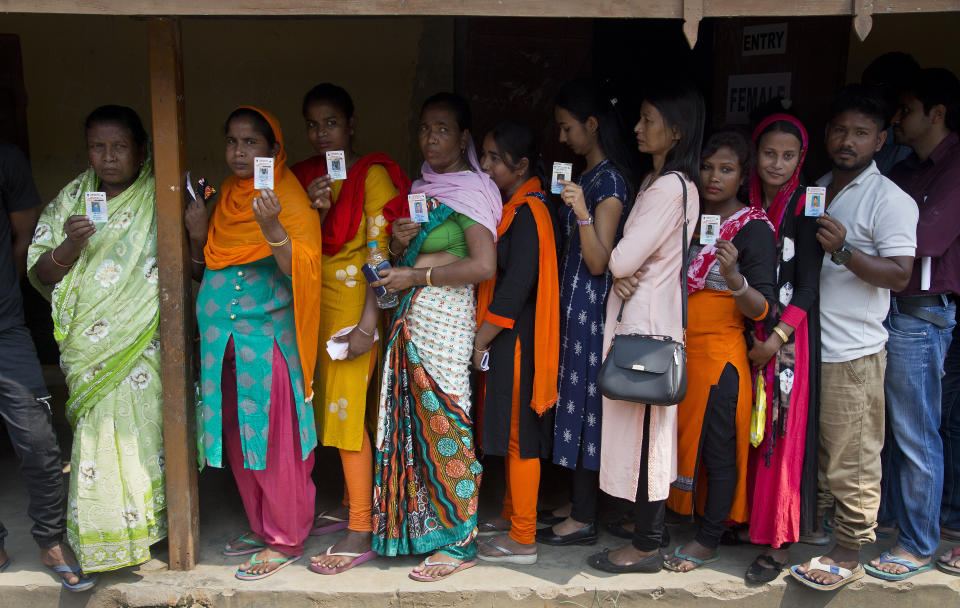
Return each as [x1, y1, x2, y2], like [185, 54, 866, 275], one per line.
[50, 249, 73, 268]
[772, 326, 789, 343]
[266, 234, 290, 247]
[425, 267, 433, 287]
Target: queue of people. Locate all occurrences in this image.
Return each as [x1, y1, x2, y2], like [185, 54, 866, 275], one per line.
[0, 54, 958, 594]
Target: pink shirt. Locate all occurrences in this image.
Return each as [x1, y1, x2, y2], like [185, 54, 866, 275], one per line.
[599, 172, 698, 502]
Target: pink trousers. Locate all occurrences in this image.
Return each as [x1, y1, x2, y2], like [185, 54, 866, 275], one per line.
[222, 337, 315, 556]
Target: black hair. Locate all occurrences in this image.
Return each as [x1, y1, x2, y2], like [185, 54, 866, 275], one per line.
[702, 128, 753, 176]
[421, 92, 471, 132]
[555, 78, 642, 199]
[84, 105, 148, 148]
[302, 83, 355, 119]
[644, 79, 705, 187]
[488, 120, 547, 186]
[224, 108, 277, 148]
[828, 84, 888, 130]
[905, 67, 960, 133]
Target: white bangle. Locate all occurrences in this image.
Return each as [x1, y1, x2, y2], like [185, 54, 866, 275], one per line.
[730, 274, 749, 297]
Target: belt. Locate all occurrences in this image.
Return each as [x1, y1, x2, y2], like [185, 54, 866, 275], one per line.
[893, 294, 955, 329]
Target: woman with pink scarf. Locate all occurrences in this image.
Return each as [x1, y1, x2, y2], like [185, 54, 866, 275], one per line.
[370, 93, 500, 583]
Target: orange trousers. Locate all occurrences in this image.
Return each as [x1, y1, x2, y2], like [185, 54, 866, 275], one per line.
[339, 431, 374, 533]
[499, 341, 541, 545]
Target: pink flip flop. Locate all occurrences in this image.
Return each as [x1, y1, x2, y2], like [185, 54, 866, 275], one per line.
[310, 512, 349, 536]
[308, 547, 376, 575]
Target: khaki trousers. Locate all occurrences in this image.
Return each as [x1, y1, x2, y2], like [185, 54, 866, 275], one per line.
[817, 350, 886, 550]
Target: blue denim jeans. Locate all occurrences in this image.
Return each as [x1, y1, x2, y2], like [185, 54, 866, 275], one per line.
[879, 297, 956, 558]
[942, 322, 960, 531]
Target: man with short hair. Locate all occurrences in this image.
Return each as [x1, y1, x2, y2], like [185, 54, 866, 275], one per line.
[791, 85, 918, 591]
[878, 68, 960, 578]
[0, 140, 94, 591]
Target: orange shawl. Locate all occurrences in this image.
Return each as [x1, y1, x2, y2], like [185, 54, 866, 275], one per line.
[204, 106, 323, 400]
[477, 177, 560, 415]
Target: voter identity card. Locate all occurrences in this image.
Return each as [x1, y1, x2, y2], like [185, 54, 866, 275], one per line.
[551, 162, 572, 195]
[326, 150, 347, 181]
[84, 191, 108, 223]
[408, 193, 429, 223]
[254, 157, 274, 190]
[805, 187, 826, 217]
[700, 214, 721, 246]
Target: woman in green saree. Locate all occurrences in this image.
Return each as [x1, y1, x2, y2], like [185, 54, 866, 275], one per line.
[27, 105, 165, 573]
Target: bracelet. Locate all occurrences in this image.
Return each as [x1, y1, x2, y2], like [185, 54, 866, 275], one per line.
[266, 234, 290, 247]
[50, 249, 73, 268]
[425, 267, 434, 287]
[190, 257, 205, 265]
[355, 325, 374, 337]
[388, 240, 401, 257]
[772, 326, 789, 343]
[473, 344, 489, 353]
[577, 215, 594, 226]
[729, 274, 749, 297]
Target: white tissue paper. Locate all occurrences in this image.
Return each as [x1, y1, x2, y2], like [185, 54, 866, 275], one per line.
[326, 325, 379, 361]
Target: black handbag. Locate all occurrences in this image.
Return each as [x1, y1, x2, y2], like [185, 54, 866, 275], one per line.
[597, 172, 689, 406]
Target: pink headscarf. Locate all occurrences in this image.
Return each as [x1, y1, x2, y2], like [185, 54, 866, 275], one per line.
[410, 138, 503, 239]
[748, 113, 809, 238]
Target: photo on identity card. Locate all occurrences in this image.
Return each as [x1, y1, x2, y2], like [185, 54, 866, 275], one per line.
[85, 191, 108, 223]
[408, 193, 429, 223]
[254, 157, 274, 190]
[804, 186, 826, 217]
[551, 162, 572, 195]
[326, 150, 347, 180]
[700, 214, 720, 245]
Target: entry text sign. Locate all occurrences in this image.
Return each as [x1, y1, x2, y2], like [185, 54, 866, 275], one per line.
[742, 23, 788, 56]
[726, 72, 792, 124]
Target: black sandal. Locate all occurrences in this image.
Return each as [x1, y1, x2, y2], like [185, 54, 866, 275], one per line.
[745, 553, 785, 584]
[587, 549, 663, 574]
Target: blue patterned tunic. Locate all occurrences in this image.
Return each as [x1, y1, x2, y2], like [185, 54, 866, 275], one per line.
[196, 257, 317, 470]
[553, 160, 627, 471]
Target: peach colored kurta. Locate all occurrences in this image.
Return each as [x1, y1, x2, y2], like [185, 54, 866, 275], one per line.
[599, 172, 698, 502]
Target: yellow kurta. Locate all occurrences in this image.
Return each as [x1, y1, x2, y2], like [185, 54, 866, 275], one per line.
[314, 164, 397, 451]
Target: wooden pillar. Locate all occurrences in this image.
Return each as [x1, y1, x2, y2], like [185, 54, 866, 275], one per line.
[148, 17, 199, 571]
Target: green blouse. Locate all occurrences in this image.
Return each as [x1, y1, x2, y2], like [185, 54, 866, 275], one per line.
[419, 212, 478, 258]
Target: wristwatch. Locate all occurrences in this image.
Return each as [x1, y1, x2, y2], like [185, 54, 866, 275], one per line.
[831, 242, 853, 266]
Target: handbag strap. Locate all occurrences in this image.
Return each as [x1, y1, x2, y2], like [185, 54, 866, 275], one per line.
[615, 171, 689, 330]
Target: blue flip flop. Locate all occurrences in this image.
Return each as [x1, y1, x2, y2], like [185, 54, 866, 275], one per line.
[864, 552, 932, 581]
[46, 564, 97, 592]
[663, 546, 720, 571]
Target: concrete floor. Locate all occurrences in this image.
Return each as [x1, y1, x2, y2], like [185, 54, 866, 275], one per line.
[1, 445, 959, 607]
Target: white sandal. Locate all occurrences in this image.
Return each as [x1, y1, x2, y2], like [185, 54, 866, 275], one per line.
[477, 539, 538, 565]
[789, 556, 864, 591]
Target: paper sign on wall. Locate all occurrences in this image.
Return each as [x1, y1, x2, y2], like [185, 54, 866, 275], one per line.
[742, 23, 788, 56]
[726, 72, 792, 124]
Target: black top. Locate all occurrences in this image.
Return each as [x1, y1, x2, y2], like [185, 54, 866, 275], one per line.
[481, 204, 554, 459]
[0, 141, 42, 333]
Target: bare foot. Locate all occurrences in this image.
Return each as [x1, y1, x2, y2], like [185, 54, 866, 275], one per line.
[795, 545, 860, 586]
[41, 542, 87, 586]
[606, 543, 659, 566]
[314, 505, 349, 529]
[239, 547, 295, 576]
[310, 530, 371, 570]
[410, 551, 472, 580]
[664, 540, 717, 572]
[478, 534, 536, 557]
[552, 516, 591, 536]
[869, 545, 928, 575]
[224, 531, 265, 554]
[938, 545, 960, 568]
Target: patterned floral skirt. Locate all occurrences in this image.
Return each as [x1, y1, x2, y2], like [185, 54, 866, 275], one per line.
[373, 285, 481, 560]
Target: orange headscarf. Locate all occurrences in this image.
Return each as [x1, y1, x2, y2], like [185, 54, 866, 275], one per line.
[204, 106, 323, 400]
[477, 177, 560, 415]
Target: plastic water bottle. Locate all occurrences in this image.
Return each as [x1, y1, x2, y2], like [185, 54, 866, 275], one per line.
[363, 241, 398, 309]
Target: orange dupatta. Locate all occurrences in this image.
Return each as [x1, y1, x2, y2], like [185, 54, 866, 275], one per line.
[477, 177, 560, 415]
[203, 106, 324, 400]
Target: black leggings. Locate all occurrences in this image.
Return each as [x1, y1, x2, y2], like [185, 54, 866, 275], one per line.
[695, 362, 740, 550]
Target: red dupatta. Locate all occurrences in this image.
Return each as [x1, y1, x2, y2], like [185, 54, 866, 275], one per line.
[291, 152, 411, 255]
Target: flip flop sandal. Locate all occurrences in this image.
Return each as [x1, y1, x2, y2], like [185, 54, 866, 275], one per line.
[936, 546, 960, 575]
[864, 552, 932, 581]
[586, 548, 663, 573]
[310, 511, 349, 536]
[663, 547, 719, 572]
[408, 556, 477, 582]
[789, 556, 864, 591]
[235, 552, 301, 580]
[308, 548, 376, 575]
[477, 539, 537, 565]
[478, 521, 509, 536]
[223, 532, 266, 556]
[745, 553, 785, 584]
[46, 564, 97, 592]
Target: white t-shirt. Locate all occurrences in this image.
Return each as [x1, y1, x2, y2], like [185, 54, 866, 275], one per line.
[818, 161, 918, 363]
